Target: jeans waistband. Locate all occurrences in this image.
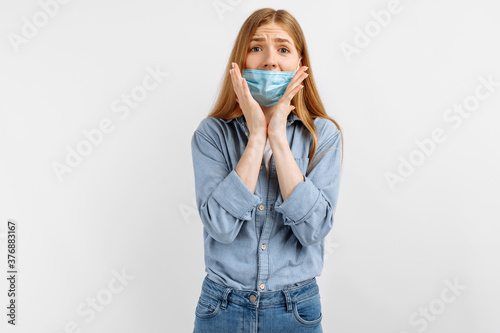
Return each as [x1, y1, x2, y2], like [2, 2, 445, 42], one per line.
[201, 276, 319, 309]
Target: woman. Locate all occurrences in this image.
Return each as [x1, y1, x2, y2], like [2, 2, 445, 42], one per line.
[191, 8, 343, 333]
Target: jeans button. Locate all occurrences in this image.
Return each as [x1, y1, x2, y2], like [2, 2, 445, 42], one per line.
[249, 294, 256, 303]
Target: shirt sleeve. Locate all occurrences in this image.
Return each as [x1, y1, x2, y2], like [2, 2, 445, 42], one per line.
[274, 122, 343, 247]
[191, 128, 262, 244]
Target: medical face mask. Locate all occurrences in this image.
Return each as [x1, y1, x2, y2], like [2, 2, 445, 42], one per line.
[241, 59, 302, 107]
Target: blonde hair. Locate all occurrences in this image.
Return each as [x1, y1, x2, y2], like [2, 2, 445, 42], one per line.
[207, 8, 343, 169]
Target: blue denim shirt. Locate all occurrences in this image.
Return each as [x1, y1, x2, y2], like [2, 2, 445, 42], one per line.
[191, 112, 343, 291]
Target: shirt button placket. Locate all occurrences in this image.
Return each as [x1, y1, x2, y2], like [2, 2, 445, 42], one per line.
[256, 184, 269, 293]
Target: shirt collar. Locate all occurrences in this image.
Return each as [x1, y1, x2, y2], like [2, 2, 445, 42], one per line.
[219, 112, 301, 126]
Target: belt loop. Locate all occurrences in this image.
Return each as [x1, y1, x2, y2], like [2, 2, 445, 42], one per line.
[282, 288, 293, 312]
[220, 287, 232, 310]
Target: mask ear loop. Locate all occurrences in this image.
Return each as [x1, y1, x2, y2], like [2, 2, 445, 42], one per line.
[296, 57, 302, 71]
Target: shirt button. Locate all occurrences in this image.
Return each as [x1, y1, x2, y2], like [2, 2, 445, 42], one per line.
[260, 284, 265, 290]
[261, 244, 266, 250]
[258, 205, 264, 211]
[260, 166, 262, 170]
[249, 294, 256, 303]
[245, 132, 248, 136]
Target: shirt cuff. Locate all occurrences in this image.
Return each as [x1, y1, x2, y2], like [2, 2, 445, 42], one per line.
[212, 169, 262, 220]
[274, 176, 321, 225]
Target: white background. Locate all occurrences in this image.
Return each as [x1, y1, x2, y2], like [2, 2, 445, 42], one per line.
[1, 0, 499, 332]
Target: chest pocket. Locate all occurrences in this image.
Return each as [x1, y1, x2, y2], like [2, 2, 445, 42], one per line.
[294, 157, 310, 176]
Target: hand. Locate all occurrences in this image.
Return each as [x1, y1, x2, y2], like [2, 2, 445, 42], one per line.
[229, 63, 267, 140]
[267, 66, 309, 139]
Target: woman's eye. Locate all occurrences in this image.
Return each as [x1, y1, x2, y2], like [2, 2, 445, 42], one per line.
[250, 46, 290, 53]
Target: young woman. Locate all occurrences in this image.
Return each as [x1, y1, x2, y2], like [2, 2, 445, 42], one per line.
[191, 8, 343, 332]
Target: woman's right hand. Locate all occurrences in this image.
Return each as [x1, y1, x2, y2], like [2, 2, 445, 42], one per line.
[229, 62, 267, 140]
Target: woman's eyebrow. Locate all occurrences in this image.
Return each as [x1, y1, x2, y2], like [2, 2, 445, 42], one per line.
[250, 36, 292, 46]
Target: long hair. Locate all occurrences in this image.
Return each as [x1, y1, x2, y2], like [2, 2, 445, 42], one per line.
[207, 8, 344, 170]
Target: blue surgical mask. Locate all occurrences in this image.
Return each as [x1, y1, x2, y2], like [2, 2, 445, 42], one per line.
[242, 59, 302, 107]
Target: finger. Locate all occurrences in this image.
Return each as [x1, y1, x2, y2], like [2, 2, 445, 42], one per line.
[286, 66, 308, 93]
[233, 62, 242, 81]
[230, 68, 243, 100]
[229, 68, 237, 94]
[234, 63, 249, 92]
[282, 83, 304, 104]
[281, 70, 308, 102]
[240, 75, 250, 95]
[279, 67, 307, 101]
[230, 67, 240, 87]
[235, 63, 253, 99]
[288, 70, 309, 89]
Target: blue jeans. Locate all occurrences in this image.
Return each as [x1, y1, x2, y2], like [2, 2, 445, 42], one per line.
[193, 275, 323, 332]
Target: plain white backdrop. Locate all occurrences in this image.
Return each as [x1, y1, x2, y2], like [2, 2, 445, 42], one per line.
[1, 0, 499, 332]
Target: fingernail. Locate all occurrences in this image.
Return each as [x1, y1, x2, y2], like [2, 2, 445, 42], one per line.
[232, 62, 235, 68]
[304, 66, 308, 71]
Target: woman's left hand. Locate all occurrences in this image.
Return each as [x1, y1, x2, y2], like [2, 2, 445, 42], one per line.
[267, 66, 309, 140]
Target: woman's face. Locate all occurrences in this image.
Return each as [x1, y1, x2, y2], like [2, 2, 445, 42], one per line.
[245, 22, 301, 72]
